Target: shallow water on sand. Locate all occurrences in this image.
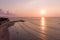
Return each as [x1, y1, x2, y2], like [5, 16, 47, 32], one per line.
[8, 17, 60, 40]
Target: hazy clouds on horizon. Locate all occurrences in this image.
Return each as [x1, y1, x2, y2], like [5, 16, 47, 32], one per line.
[0, 0, 60, 17]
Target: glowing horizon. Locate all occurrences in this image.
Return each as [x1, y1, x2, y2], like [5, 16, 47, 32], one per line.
[0, 0, 60, 17]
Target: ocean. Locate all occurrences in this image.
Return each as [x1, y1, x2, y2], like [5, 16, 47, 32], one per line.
[8, 17, 60, 40]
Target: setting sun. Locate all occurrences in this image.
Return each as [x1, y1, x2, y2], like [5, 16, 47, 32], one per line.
[40, 9, 46, 16]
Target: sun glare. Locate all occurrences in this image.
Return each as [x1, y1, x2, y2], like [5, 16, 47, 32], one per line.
[40, 9, 46, 16]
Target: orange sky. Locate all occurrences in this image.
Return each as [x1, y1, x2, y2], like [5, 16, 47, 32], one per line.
[0, 0, 60, 17]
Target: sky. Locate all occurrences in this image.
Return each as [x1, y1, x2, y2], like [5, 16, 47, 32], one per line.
[0, 0, 60, 17]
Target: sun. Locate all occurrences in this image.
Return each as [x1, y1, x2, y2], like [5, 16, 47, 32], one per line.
[40, 9, 46, 15]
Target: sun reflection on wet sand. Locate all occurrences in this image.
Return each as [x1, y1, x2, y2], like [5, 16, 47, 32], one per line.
[40, 17, 47, 40]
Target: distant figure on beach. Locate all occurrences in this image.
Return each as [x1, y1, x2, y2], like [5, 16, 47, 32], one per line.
[0, 17, 15, 40]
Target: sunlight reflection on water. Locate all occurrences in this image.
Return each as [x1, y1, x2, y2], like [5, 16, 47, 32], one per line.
[40, 17, 47, 40]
